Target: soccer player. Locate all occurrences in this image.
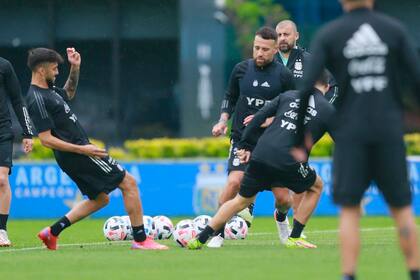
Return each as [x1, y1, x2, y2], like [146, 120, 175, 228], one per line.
[210, 26, 294, 247]
[276, 19, 338, 102]
[26, 47, 168, 250]
[294, 0, 420, 279]
[188, 71, 335, 250]
[274, 19, 339, 240]
[0, 58, 33, 246]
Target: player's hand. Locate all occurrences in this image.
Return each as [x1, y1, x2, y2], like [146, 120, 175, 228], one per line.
[22, 138, 33, 154]
[290, 133, 313, 162]
[67, 48, 81, 67]
[261, 117, 274, 128]
[212, 121, 228, 137]
[237, 149, 251, 163]
[243, 115, 254, 126]
[79, 144, 108, 158]
[290, 147, 308, 163]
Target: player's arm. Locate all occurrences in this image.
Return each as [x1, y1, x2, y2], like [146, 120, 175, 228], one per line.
[63, 48, 81, 100]
[4, 60, 33, 139]
[238, 96, 281, 151]
[3, 60, 34, 153]
[27, 95, 106, 158]
[399, 27, 420, 103]
[38, 130, 107, 157]
[212, 62, 246, 136]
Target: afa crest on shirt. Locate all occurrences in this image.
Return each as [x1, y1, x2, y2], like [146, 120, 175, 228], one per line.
[294, 61, 303, 71]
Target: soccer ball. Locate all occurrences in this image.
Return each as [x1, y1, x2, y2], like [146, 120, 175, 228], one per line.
[143, 215, 157, 239]
[120, 215, 133, 240]
[224, 216, 248, 240]
[173, 219, 197, 247]
[153, 215, 174, 240]
[103, 216, 128, 241]
[193, 215, 212, 233]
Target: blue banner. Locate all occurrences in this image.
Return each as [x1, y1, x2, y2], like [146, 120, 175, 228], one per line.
[8, 158, 420, 218]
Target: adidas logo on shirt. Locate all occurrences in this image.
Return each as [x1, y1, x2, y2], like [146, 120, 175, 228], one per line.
[261, 81, 270, 88]
[343, 23, 388, 58]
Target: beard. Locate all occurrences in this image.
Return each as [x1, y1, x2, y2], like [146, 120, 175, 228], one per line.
[46, 78, 55, 89]
[278, 42, 293, 53]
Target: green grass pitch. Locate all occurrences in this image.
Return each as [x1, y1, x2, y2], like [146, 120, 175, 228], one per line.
[0, 217, 416, 279]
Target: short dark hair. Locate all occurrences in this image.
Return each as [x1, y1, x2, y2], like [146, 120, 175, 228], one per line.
[255, 26, 278, 41]
[317, 70, 330, 86]
[27, 48, 64, 71]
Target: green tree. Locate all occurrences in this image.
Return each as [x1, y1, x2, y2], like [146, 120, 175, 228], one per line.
[225, 0, 290, 58]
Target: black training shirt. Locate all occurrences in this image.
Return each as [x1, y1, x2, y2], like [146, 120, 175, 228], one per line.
[221, 59, 294, 141]
[26, 85, 89, 146]
[0, 58, 33, 141]
[239, 89, 335, 169]
[296, 8, 420, 144]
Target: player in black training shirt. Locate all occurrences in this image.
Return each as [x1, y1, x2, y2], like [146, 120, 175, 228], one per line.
[187, 72, 335, 250]
[273, 19, 340, 241]
[0, 58, 33, 246]
[26, 48, 167, 251]
[294, 0, 420, 279]
[210, 26, 294, 247]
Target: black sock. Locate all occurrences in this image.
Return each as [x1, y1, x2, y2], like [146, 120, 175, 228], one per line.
[248, 203, 255, 215]
[50, 216, 71, 237]
[132, 225, 147, 242]
[342, 275, 355, 280]
[410, 270, 420, 280]
[214, 224, 225, 238]
[0, 214, 9, 231]
[290, 219, 305, 238]
[198, 225, 215, 244]
[275, 209, 288, 222]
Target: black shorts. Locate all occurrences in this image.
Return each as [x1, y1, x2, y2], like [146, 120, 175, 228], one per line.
[0, 140, 13, 175]
[239, 160, 317, 198]
[227, 140, 247, 173]
[332, 139, 411, 208]
[55, 151, 126, 200]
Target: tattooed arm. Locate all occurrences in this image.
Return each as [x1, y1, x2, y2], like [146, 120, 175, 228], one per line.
[63, 48, 81, 100]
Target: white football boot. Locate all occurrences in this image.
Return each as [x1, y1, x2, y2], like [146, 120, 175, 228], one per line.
[274, 210, 291, 245]
[207, 234, 224, 248]
[0, 230, 11, 247]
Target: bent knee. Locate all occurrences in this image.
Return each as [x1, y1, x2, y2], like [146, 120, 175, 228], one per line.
[311, 176, 323, 194]
[227, 177, 242, 191]
[96, 193, 110, 206]
[0, 174, 9, 188]
[121, 173, 139, 191]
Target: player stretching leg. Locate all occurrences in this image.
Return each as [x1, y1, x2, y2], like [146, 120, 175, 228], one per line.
[26, 48, 167, 251]
[188, 72, 333, 249]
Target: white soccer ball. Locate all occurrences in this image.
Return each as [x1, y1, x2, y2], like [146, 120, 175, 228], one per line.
[224, 216, 248, 240]
[103, 216, 128, 241]
[153, 215, 174, 240]
[143, 215, 157, 239]
[193, 215, 212, 233]
[120, 215, 133, 240]
[173, 219, 197, 247]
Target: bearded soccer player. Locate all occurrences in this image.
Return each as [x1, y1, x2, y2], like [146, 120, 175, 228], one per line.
[210, 26, 294, 248]
[26, 47, 167, 250]
[0, 58, 33, 246]
[294, 0, 420, 279]
[188, 71, 334, 250]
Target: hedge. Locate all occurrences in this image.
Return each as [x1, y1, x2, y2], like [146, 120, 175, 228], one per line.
[20, 133, 420, 160]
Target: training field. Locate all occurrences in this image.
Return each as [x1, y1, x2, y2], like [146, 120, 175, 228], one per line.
[0, 217, 415, 279]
